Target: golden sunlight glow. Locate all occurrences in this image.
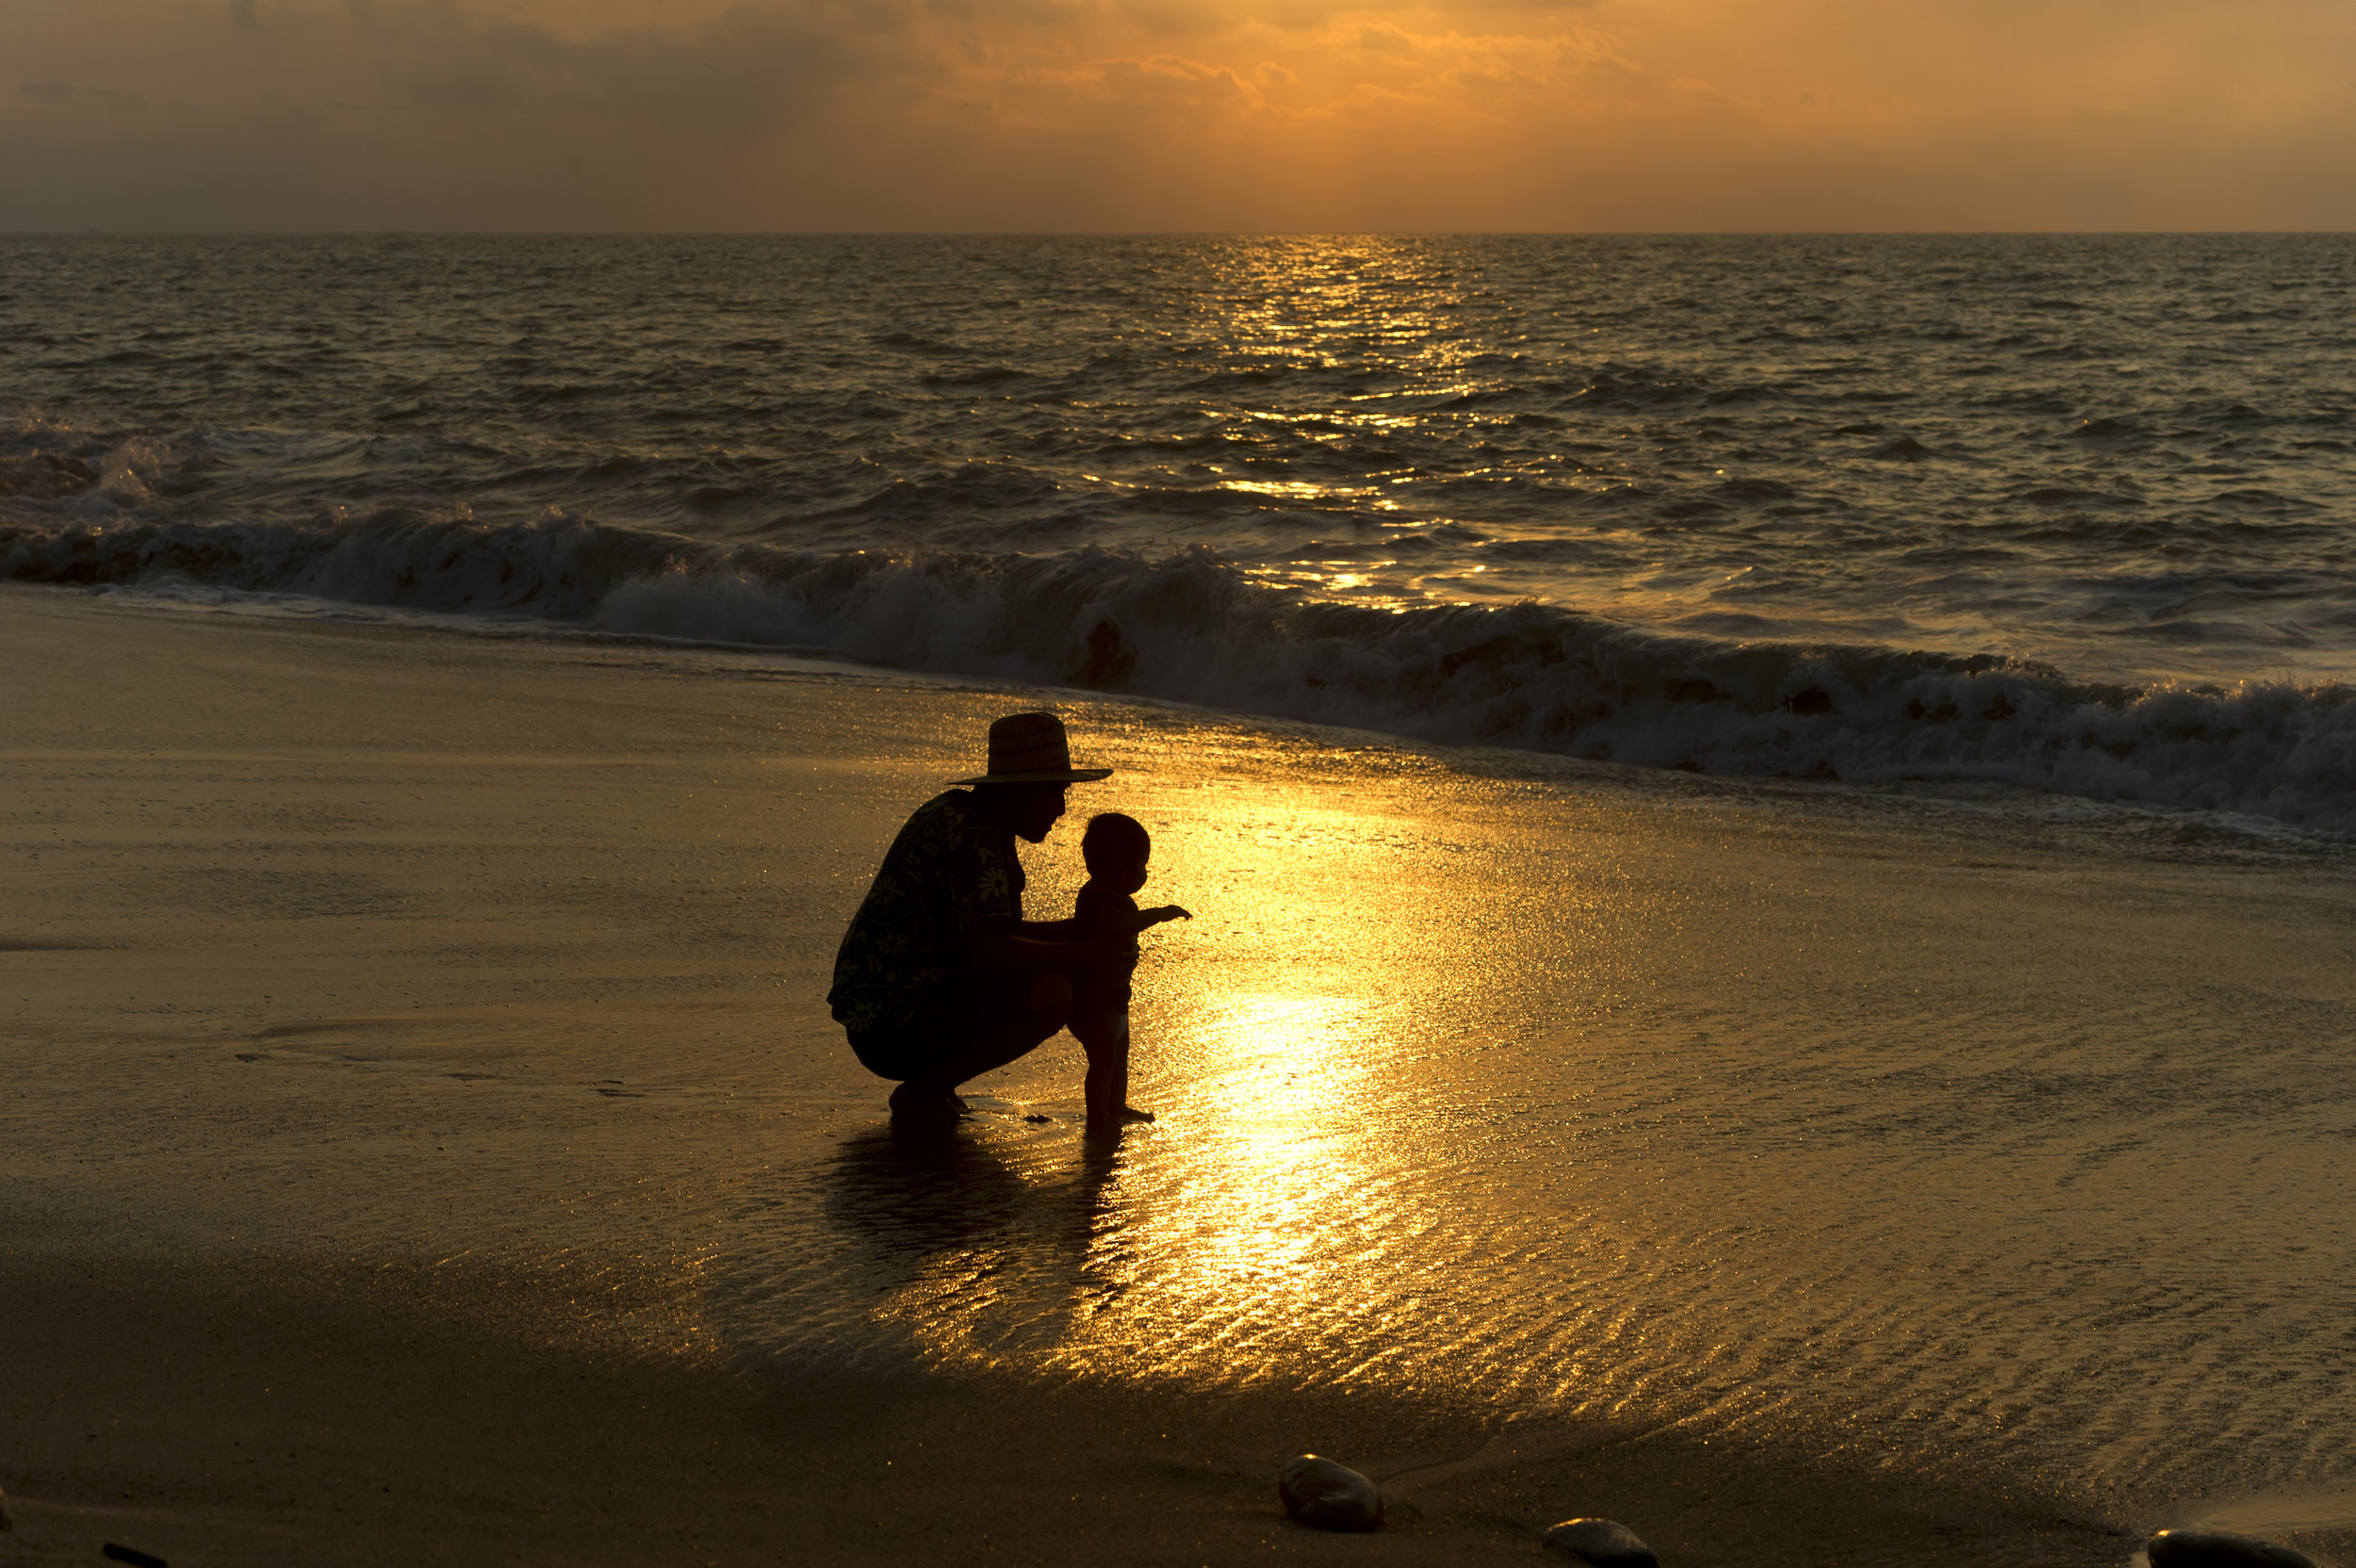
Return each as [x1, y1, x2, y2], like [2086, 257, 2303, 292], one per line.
[853, 730, 1627, 1391]
[6, 0, 2353, 229]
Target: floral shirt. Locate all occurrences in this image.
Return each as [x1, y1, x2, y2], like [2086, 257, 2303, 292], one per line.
[828, 790, 1024, 1034]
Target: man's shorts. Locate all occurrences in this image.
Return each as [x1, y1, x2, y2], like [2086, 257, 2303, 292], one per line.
[846, 969, 1034, 1082]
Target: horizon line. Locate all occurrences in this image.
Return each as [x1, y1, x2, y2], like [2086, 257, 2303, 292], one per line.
[5, 227, 2355, 239]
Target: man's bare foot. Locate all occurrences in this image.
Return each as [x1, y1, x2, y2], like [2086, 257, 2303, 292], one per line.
[1119, 1105, 1154, 1123]
[889, 1083, 965, 1119]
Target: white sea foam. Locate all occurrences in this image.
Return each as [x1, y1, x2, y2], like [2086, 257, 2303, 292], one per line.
[8, 510, 2353, 830]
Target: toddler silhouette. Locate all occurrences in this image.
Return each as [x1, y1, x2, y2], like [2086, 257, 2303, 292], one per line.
[1071, 812, 1188, 1134]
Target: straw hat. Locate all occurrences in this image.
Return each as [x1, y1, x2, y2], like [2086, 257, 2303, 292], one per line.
[950, 711, 1113, 786]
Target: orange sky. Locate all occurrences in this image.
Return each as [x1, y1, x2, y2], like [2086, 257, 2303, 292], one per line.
[4, 0, 2353, 230]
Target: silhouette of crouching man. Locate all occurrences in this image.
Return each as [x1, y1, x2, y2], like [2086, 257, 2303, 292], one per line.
[827, 711, 1133, 1124]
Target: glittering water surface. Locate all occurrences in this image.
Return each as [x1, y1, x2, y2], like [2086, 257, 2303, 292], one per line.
[6, 234, 2355, 826]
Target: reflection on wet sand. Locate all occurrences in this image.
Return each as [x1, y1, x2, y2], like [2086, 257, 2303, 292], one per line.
[823, 1120, 1131, 1372]
[826, 1121, 1040, 1258]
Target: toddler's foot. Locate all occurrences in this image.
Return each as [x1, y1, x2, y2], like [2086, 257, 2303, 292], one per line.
[1086, 1105, 1155, 1137]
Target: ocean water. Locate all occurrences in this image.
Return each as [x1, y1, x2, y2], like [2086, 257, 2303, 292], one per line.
[4, 233, 2354, 830]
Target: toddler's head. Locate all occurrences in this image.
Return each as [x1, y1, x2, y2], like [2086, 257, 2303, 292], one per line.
[1081, 811, 1152, 894]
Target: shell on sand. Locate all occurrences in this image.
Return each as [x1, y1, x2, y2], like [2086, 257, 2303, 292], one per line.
[1277, 1454, 1383, 1532]
[2147, 1528, 2318, 1568]
[1543, 1516, 1659, 1567]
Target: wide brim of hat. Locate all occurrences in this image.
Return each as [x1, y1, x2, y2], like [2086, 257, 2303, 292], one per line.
[949, 766, 1114, 786]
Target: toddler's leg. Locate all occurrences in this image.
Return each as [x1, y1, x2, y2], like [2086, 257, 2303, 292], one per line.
[1071, 982, 1152, 1134]
[1074, 1007, 1129, 1129]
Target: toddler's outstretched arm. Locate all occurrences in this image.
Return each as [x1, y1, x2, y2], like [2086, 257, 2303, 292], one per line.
[1133, 905, 1190, 932]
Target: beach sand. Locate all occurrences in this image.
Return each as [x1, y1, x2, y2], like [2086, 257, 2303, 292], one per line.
[5, 583, 2348, 1567]
[0, 1254, 2124, 1568]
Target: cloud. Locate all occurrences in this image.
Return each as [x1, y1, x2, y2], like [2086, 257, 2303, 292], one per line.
[0, 0, 2352, 230]
[1444, 65, 1546, 94]
[1112, 0, 1231, 37]
[346, 0, 904, 131]
[1091, 54, 1257, 103]
[572, 2, 912, 130]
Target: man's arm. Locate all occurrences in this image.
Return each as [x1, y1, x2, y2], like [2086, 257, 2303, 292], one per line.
[967, 919, 1124, 972]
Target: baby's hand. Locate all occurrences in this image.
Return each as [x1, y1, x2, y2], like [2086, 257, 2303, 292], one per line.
[1139, 905, 1191, 927]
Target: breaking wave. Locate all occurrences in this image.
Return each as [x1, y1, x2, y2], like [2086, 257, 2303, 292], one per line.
[8, 509, 2353, 830]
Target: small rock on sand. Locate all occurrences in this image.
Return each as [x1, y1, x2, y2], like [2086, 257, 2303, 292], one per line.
[1277, 1455, 1383, 1532]
[102, 1544, 170, 1568]
[2146, 1528, 2317, 1568]
[1543, 1516, 1658, 1567]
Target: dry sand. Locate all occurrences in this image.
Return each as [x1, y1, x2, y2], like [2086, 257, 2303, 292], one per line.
[3, 583, 2333, 1566]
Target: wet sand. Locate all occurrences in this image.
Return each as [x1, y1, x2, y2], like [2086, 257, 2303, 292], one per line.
[4, 584, 2348, 1567]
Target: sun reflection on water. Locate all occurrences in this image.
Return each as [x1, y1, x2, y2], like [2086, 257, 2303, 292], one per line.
[1133, 237, 1513, 613]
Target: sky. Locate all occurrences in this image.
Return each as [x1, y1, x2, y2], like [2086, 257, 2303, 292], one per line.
[4, 0, 2354, 231]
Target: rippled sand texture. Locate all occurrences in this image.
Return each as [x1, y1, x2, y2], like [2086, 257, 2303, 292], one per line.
[7, 587, 2353, 1535]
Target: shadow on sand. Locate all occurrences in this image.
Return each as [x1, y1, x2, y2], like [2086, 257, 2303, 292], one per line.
[821, 1117, 1126, 1282]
